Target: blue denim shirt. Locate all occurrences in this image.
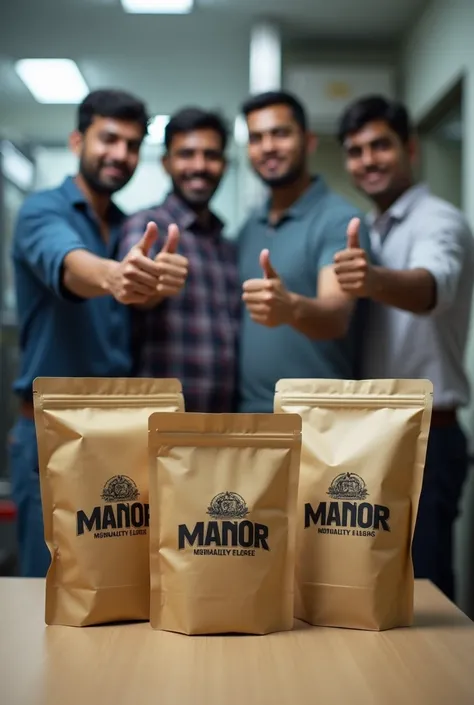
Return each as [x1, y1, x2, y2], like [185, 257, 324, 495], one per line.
[12, 176, 132, 399]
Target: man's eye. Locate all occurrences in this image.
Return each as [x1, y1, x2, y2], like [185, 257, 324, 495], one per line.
[347, 148, 361, 159]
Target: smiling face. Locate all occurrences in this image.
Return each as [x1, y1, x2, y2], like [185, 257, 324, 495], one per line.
[246, 104, 314, 188]
[162, 128, 226, 210]
[70, 115, 144, 194]
[342, 119, 416, 206]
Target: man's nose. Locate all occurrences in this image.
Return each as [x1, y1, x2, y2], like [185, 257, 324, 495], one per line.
[261, 134, 276, 153]
[190, 153, 207, 172]
[361, 147, 376, 168]
[111, 141, 129, 162]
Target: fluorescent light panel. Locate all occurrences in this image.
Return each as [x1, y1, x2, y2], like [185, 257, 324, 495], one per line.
[121, 0, 193, 13]
[15, 59, 89, 104]
[146, 115, 170, 144]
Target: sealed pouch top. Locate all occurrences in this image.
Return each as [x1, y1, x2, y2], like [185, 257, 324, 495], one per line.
[148, 412, 302, 635]
[33, 376, 184, 627]
[275, 378, 433, 631]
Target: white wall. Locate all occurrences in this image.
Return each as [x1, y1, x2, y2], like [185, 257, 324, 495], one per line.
[402, 0, 474, 616]
[419, 137, 462, 210]
[402, 0, 474, 225]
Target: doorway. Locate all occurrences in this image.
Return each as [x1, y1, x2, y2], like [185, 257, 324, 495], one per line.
[417, 77, 474, 618]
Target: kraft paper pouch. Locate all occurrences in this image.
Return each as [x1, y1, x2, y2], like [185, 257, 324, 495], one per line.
[274, 378, 433, 631]
[33, 377, 184, 627]
[149, 413, 302, 635]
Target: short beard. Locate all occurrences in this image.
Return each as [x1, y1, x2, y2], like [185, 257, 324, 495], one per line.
[79, 156, 129, 195]
[171, 179, 218, 212]
[254, 159, 306, 189]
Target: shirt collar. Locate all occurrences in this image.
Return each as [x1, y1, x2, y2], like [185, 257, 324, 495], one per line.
[256, 176, 328, 224]
[367, 183, 430, 228]
[59, 176, 125, 225]
[162, 192, 224, 236]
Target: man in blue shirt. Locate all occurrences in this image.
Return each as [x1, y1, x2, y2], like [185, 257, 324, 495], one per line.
[238, 91, 371, 412]
[10, 89, 188, 577]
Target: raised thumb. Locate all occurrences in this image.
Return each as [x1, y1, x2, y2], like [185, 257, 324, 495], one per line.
[347, 217, 361, 249]
[137, 221, 158, 256]
[259, 249, 278, 279]
[160, 223, 180, 254]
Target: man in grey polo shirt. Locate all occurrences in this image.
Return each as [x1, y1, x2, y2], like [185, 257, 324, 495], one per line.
[237, 91, 371, 413]
[334, 95, 474, 600]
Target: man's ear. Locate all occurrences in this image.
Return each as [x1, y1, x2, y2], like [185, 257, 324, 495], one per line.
[69, 130, 83, 157]
[407, 136, 418, 166]
[306, 131, 318, 155]
[161, 152, 170, 176]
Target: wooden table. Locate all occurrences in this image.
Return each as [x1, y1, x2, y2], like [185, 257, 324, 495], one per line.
[1, 579, 473, 705]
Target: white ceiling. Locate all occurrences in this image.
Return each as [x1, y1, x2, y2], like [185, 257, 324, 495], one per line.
[0, 0, 429, 144]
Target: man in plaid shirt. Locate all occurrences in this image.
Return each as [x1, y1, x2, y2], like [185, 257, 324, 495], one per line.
[120, 108, 240, 412]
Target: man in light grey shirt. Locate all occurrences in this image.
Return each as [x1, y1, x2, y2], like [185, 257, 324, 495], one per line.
[333, 95, 474, 601]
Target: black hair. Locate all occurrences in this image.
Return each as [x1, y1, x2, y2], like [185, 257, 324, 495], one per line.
[337, 95, 413, 144]
[241, 90, 308, 132]
[77, 89, 149, 137]
[164, 107, 228, 151]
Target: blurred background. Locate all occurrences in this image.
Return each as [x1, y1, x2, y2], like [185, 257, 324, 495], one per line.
[0, 0, 473, 614]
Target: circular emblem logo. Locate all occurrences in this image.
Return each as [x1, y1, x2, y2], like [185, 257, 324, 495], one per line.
[207, 491, 249, 520]
[327, 472, 368, 501]
[101, 475, 140, 503]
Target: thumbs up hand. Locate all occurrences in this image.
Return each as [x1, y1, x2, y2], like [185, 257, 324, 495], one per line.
[111, 222, 188, 305]
[153, 223, 189, 299]
[333, 217, 372, 298]
[242, 249, 294, 328]
[158, 223, 180, 255]
[136, 221, 159, 256]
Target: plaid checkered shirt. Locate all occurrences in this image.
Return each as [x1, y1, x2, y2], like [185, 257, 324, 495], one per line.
[119, 193, 240, 412]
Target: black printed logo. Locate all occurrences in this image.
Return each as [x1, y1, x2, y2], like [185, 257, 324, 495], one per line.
[76, 475, 148, 539]
[304, 472, 390, 536]
[206, 491, 249, 520]
[101, 475, 140, 503]
[179, 492, 269, 554]
[327, 472, 368, 501]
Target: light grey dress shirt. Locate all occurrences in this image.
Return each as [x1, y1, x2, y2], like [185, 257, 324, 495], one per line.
[362, 183, 474, 409]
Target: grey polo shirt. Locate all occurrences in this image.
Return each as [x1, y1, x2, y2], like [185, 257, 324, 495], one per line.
[362, 183, 474, 409]
[238, 176, 371, 413]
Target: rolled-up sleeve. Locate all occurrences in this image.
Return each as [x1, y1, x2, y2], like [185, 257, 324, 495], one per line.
[13, 196, 86, 298]
[408, 207, 472, 313]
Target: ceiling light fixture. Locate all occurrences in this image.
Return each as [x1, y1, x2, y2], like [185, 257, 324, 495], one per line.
[121, 0, 193, 14]
[15, 59, 89, 104]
